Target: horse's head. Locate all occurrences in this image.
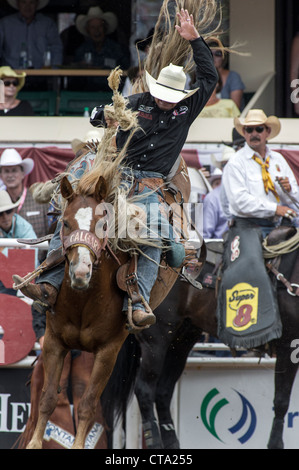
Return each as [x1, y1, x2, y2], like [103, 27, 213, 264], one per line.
[60, 175, 108, 290]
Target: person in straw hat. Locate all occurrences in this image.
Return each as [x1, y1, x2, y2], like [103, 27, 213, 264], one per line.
[222, 108, 298, 237]
[0, 66, 33, 116]
[14, 7, 218, 329]
[216, 110, 299, 351]
[0, 0, 62, 72]
[0, 190, 36, 239]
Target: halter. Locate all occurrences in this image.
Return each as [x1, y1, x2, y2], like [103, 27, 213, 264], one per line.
[61, 228, 108, 263]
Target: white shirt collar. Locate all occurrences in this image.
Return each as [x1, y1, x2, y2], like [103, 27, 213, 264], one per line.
[243, 142, 271, 160]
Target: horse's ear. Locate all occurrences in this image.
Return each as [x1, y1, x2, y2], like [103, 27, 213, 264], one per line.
[95, 176, 107, 202]
[60, 176, 74, 202]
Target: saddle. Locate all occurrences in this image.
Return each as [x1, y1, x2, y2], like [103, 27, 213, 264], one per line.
[266, 225, 297, 246]
[116, 240, 206, 322]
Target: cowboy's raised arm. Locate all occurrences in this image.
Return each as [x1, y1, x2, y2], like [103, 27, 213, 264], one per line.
[175, 8, 200, 41]
[175, 9, 217, 118]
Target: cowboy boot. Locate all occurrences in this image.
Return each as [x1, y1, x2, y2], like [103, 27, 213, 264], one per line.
[132, 309, 156, 327]
[12, 275, 58, 313]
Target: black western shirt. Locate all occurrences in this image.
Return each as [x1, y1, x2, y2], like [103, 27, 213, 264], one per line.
[92, 37, 218, 177]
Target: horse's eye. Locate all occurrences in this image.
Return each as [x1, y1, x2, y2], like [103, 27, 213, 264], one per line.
[63, 220, 70, 230]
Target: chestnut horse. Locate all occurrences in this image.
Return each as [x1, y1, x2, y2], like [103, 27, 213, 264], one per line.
[20, 154, 190, 449]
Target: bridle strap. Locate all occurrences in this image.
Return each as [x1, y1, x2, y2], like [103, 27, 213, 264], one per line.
[62, 229, 106, 261]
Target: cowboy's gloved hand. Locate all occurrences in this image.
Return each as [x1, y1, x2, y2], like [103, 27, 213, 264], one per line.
[175, 8, 200, 41]
[90, 105, 106, 127]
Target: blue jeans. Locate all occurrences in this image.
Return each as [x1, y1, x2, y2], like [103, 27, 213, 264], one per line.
[121, 169, 177, 310]
[37, 221, 65, 289]
[38, 170, 175, 311]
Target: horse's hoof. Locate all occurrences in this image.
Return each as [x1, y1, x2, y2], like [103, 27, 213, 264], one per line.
[267, 418, 284, 449]
[26, 440, 42, 449]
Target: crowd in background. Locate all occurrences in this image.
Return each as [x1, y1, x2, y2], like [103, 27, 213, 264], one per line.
[0, 1, 298, 359]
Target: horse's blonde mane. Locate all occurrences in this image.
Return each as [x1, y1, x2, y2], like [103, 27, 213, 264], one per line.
[70, 69, 161, 255]
[132, 0, 223, 94]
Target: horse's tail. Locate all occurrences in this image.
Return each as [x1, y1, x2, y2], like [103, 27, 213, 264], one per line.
[101, 334, 141, 435]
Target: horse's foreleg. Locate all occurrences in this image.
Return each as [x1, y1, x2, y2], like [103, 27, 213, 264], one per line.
[26, 341, 67, 449]
[268, 342, 298, 449]
[156, 323, 200, 449]
[72, 341, 125, 449]
[135, 340, 168, 449]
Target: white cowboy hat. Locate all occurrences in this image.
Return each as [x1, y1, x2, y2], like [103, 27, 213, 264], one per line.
[145, 64, 199, 103]
[211, 145, 236, 169]
[76, 6, 118, 36]
[0, 66, 26, 92]
[0, 148, 34, 176]
[0, 190, 20, 212]
[209, 168, 223, 185]
[234, 109, 281, 140]
[188, 167, 212, 196]
[7, 0, 49, 10]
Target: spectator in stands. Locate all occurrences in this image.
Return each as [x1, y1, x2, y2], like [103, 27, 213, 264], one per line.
[71, 6, 130, 91]
[60, 13, 85, 66]
[199, 72, 240, 118]
[203, 159, 232, 240]
[209, 42, 245, 111]
[0, 66, 34, 116]
[0, 148, 49, 239]
[0, 0, 62, 69]
[0, 190, 36, 239]
[0, 0, 63, 90]
[209, 167, 222, 189]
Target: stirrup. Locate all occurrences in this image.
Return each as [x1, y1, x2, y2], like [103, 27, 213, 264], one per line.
[126, 297, 154, 332]
[12, 246, 64, 290]
[12, 266, 46, 290]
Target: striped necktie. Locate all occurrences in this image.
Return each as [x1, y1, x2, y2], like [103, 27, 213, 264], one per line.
[252, 154, 280, 202]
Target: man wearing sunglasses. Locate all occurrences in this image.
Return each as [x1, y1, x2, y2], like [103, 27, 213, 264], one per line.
[0, 190, 36, 239]
[216, 109, 298, 349]
[222, 109, 298, 235]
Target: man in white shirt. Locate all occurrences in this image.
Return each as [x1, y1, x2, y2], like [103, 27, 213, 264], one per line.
[222, 109, 298, 237]
[216, 109, 298, 350]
